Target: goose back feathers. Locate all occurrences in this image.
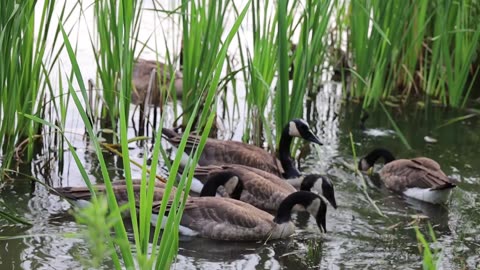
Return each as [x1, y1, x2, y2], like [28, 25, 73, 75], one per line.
[358, 148, 456, 204]
[162, 119, 322, 178]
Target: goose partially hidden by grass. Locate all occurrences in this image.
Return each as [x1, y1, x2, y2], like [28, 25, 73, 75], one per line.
[162, 119, 322, 178]
[131, 58, 183, 106]
[54, 180, 328, 241]
[193, 164, 337, 210]
[358, 148, 456, 204]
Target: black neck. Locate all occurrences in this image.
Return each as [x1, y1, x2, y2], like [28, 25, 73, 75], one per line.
[365, 148, 396, 166]
[199, 172, 243, 199]
[279, 125, 300, 178]
[274, 191, 320, 224]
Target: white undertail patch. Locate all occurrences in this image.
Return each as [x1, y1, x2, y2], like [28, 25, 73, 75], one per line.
[151, 214, 199, 236]
[403, 187, 452, 204]
[189, 177, 205, 194]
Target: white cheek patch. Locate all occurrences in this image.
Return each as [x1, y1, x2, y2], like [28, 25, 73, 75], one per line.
[223, 176, 239, 195]
[360, 159, 370, 171]
[289, 122, 301, 137]
[311, 179, 324, 195]
[306, 198, 321, 216]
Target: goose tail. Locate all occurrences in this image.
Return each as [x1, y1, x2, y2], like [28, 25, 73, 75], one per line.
[431, 182, 456, 190]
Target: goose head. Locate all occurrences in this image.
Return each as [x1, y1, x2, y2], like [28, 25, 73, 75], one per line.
[288, 119, 322, 145]
[274, 191, 328, 233]
[358, 148, 396, 172]
[199, 171, 243, 199]
[300, 174, 337, 209]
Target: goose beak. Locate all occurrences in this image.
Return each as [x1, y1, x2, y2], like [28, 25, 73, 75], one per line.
[316, 215, 327, 233]
[304, 131, 323, 145]
[328, 196, 337, 210]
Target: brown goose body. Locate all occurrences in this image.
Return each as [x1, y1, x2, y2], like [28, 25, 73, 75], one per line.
[132, 58, 183, 106]
[54, 182, 330, 241]
[162, 119, 323, 179]
[170, 196, 295, 241]
[380, 158, 452, 192]
[196, 164, 297, 211]
[359, 149, 456, 204]
[194, 164, 338, 209]
[163, 129, 285, 176]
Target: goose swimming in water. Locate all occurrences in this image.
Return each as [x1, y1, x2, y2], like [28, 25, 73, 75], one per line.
[54, 180, 328, 241]
[193, 164, 337, 210]
[358, 148, 456, 204]
[162, 119, 322, 178]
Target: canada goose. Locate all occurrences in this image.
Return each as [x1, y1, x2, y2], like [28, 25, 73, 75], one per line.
[158, 190, 327, 241]
[358, 148, 456, 204]
[162, 119, 322, 178]
[54, 182, 328, 241]
[131, 58, 183, 106]
[193, 164, 337, 209]
[54, 180, 171, 208]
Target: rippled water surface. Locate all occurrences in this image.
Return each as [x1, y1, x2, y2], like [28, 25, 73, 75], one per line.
[1, 87, 480, 269]
[1, 0, 480, 269]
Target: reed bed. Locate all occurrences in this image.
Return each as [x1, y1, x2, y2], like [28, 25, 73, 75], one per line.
[2, 0, 479, 268]
[347, 0, 480, 108]
[0, 0, 69, 171]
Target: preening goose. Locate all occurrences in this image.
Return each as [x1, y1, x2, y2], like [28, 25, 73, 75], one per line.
[54, 181, 328, 241]
[194, 164, 337, 209]
[358, 148, 456, 204]
[162, 119, 322, 178]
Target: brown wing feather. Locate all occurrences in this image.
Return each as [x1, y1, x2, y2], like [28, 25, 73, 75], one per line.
[380, 158, 454, 192]
[181, 197, 277, 240]
[162, 129, 284, 176]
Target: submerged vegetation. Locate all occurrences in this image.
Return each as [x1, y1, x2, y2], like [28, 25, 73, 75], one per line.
[1, 0, 480, 268]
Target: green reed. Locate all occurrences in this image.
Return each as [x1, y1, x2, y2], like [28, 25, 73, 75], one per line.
[92, 0, 142, 130]
[347, 0, 480, 108]
[180, 0, 231, 128]
[414, 224, 440, 270]
[57, 1, 250, 268]
[0, 0, 67, 171]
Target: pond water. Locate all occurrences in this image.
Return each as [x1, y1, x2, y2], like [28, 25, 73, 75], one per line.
[2, 0, 480, 269]
[1, 82, 480, 269]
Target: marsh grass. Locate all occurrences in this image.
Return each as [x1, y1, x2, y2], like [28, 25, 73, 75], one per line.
[91, 0, 143, 131]
[51, 1, 251, 269]
[415, 224, 440, 270]
[180, 0, 231, 129]
[347, 0, 480, 108]
[0, 0, 69, 171]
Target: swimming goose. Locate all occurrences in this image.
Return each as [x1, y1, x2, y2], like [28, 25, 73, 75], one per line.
[358, 148, 456, 204]
[131, 58, 183, 106]
[193, 164, 337, 209]
[162, 119, 322, 178]
[54, 182, 328, 241]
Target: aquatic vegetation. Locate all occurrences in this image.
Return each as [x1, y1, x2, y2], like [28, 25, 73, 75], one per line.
[1, 0, 480, 268]
[0, 0, 70, 170]
[347, 0, 480, 108]
[91, 0, 143, 131]
[415, 224, 441, 270]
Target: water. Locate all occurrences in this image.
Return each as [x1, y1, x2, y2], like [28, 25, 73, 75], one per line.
[1, 83, 480, 269]
[2, 1, 480, 269]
